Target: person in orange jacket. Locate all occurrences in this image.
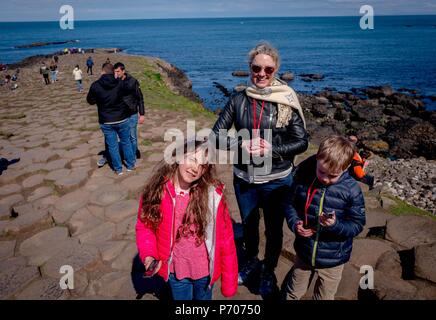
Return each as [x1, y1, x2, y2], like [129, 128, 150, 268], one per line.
[348, 136, 374, 190]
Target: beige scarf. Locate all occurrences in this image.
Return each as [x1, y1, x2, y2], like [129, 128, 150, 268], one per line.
[245, 78, 306, 128]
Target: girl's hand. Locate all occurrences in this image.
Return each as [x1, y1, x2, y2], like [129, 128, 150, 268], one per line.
[295, 221, 315, 237]
[144, 256, 162, 276]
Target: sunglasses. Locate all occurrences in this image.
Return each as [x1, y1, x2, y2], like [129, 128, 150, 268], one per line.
[251, 64, 275, 75]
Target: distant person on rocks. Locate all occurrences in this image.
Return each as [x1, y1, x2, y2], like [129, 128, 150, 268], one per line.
[282, 136, 366, 300]
[86, 56, 94, 75]
[4, 74, 11, 84]
[72, 65, 83, 92]
[348, 135, 375, 190]
[40, 62, 50, 85]
[53, 55, 59, 64]
[105, 58, 111, 64]
[211, 42, 308, 296]
[114, 62, 145, 159]
[86, 62, 135, 175]
[49, 61, 58, 82]
[135, 138, 238, 300]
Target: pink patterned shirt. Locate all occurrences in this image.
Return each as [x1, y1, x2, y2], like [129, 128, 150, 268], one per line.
[169, 191, 210, 280]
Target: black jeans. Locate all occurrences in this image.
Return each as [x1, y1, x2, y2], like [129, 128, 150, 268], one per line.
[87, 66, 93, 75]
[233, 173, 293, 271]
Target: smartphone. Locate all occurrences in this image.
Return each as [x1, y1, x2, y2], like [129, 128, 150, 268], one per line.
[323, 211, 335, 219]
[144, 259, 159, 278]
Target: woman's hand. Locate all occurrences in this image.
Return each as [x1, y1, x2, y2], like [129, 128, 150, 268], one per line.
[242, 138, 272, 156]
[144, 256, 162, 276]
[295, 221, 315, 237]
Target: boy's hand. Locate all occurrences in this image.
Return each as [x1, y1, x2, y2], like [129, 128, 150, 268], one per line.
[320, 211, 336, 227]
[295, 221, 316, 237]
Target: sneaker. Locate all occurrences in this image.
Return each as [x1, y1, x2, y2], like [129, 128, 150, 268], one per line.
[97, 156, 107, 168]
[127, 167, 135, 172]
[259, 264, 277, 296]
[237, 257, 260, 285]
[115, 171, 123, 176]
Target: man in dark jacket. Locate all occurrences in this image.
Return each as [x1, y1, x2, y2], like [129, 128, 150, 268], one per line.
[86, 63, 135, 175]
[283, 136, 366, 300]
[114, 62, 145, 159]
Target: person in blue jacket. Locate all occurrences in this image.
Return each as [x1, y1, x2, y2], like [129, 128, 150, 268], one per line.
[282, 135, 366, 300]
[86, 56, 94, 75]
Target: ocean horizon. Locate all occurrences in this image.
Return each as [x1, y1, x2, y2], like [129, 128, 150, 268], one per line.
[1, 15, 436, 110]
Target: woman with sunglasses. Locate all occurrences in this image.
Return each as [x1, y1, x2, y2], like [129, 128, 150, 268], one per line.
[211, 42, 308, 297]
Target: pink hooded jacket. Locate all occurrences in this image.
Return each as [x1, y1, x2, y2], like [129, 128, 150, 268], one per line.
[135, 180, 238, 297]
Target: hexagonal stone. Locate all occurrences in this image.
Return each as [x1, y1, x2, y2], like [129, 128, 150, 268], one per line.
[19, 227, 71, 266]
[44, 159, 69, 171]
[350, 239, 395, 269]
[51, 209, 75, 225]
[45, 169, 71, 181]
[0, 241, 16, 261]
[89, 185, 128, 207]
[104, 200, 138, 223]
[373, 271, 417, 300]
[54, 189, 90, 213]
[0, 256, 40, 299]
[386, 215, 436, 249]
[84, 177, 114, 192]
[27, 186, 54, 202]
[115, 216, 136, 238]
[16, 277, 69, 300]
[68, 207, 102, 236]
[78, 222, 116, 244]
[71, 158, 91, 168]
[87, 204, 105, 220]
[42, 242, 100, 279]
[24, 147, 57, 163]
[32, 195, 60, 210]
[12, 203, 33, 216]
[415, 243, 436, 283]
[0, 184, 21, 196]
[90, 272, 131, 298]
[63, 144, 91, 159]
[111, 243, 137, 271]
[4, 208, 51, 235]
[22, 174, 45, 189]
[0, 194, 24, 218]
[120, 174, 148, 192]
[96, 241, 128, 262]
[54, 168, 89, 190]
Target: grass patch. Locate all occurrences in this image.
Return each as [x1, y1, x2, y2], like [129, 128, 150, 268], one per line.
[129, 58, 216, 120]
[387, 196, 435, 220]
[141, 139, 153, 147]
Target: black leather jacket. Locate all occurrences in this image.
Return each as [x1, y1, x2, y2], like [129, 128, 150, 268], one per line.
[212, 91, 309, 176]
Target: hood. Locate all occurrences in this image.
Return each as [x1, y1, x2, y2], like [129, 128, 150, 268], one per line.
[98, 73, 120, 89]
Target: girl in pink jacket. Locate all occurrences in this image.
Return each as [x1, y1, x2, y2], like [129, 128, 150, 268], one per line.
[136, 139, 238, 300]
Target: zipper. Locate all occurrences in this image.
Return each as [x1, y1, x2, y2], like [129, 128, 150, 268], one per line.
[207, 189, 220, 289]
[165, 184, 177, 279]
[311, 188, 326, 267]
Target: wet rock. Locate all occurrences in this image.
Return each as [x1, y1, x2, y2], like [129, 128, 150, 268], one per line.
[280, 72, 294, 81]
[386, 216, 436, 249]
[232, 70, 249, 77]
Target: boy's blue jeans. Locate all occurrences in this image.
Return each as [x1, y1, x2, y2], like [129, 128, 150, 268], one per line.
[233, 172, 293, 271]
[168, 273, 213, 300]
[100, 119, 135, 173]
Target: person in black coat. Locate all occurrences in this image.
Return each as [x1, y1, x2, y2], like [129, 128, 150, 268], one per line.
[282, 136, 366, 300]
[211, 42, 309, 296]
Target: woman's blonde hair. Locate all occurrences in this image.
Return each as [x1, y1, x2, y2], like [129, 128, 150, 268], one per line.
[248, 41, 281, 69]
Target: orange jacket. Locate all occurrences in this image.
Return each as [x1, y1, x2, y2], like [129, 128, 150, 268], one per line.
[351, 152, 366, 179]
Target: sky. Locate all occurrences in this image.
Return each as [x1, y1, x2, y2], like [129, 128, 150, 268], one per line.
[1, 0, 436, 22]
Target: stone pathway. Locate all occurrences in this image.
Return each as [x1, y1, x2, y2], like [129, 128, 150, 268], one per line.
[1, 50, 435, 300]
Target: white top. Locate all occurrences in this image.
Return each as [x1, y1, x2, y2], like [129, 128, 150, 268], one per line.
[72, 68, 82, 80]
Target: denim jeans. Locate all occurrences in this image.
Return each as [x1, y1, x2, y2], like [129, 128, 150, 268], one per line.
[76, 79, 83, 92]
[128, 113, 138, 157]
[168, 273, 213, 300]
[233, 172, 293, 271]
[100, 119, 135, 173]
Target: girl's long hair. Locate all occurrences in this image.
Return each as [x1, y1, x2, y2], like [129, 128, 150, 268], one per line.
[140, 139, 219, 245]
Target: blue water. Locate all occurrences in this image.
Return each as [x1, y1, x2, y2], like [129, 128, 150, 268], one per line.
[1, 16, 436, 110]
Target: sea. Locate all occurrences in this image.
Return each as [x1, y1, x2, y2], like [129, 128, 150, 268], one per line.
[1, 16, 436, 110]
